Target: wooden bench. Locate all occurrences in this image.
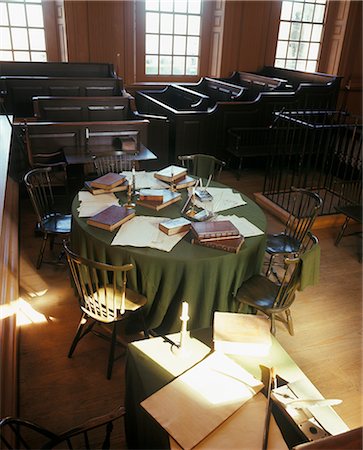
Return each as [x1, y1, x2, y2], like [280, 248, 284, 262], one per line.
[180, 77, 245, 105]
[140, 85, 210, 111]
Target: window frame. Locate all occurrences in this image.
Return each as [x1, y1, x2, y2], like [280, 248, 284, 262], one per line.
[134, 0, 212, 83]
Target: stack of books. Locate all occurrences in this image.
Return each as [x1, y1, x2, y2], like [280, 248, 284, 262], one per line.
[136, 188, 181, 211]
[191, 220, 244, 253]
[154, 165, 196, 190]
[85, 172, 128, 195]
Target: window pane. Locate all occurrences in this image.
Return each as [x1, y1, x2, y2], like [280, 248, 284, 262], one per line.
[290, 22, 301, 40]
[287, 41, 298, 58]
[296, 59, 307, 70]
[174, 0, 187, 13]
[8, 3, 26, 26]
[14, 50, 30, 61]
[186, 56, 198, 75]
[308, 42, 319, 59]
[278, 22, 290, 40]
[31, 50, 46, 61]
[276, 41, 288, 59]
[145, 0, 159, 11]
[160, 55, 172, 74]
[286, 59, 297, 69]
[188, 0, 201, 14]
[11, 27, 29, 50]
[174, 14, 187, 34]
[292, 1, 303, 20]
[145, 55, 158, 74]
[306, 60, 317, 71]
[146, 34, 159, 53]
[0, 27, 12, 49]
[311, 24, 322, 41]
[160, 34, 172, 54]
[186, 35, 198, 55]
[26, 4, 44, 27]
[173, 35, 185, 54]
[275, 59, 286, 68]
[160, 13, 173, 33]
[0, 4, 9, 26]
[160, 0, 173, 12]
[146, 12, 159, 33]
[188, 15, 200, 35]
[313, 4, 325, 22]
[172, 55, 184, 74]
[302, 2, 314, 21]
[301, 23, 312, 41]
[298, 41, 308, 58]
[29, 28, 45, 50]
[280, 1, 292, 20]
[0, 50, 12, 60]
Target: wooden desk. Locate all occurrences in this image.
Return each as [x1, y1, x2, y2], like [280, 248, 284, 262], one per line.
[63, 144, 157, 165]
[124, 329, 349, 449]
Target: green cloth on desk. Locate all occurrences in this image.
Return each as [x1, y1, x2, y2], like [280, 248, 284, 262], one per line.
[71, 181, 267, 333]
[299, 243, 321, 291]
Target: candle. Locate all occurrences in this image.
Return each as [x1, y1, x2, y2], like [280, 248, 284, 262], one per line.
[179, 302, 189, 350]
[85, 127, 89, 139]
[181, 301, 189, 319]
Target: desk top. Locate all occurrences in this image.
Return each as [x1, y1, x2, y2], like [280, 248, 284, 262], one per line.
[63, 144, 157, 165]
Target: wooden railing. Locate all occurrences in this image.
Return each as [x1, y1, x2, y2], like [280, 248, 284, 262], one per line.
[0, 115, 19, 419]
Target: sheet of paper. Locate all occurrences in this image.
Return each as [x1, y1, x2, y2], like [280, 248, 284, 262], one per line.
[77, 191, 119, 217]
[122, 171, 169, 189]
[213, 215, 264, 237]
[193, 188, 246, 213]
[111, 216, 187, 252]
[141, 351, 263, 450]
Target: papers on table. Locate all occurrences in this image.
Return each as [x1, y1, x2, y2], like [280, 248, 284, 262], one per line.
[122, 171, 168, 189]
[213, 214, 264, 237]
[111, 216, 187, 252]
[141, 351, 263, 450]
[192, 187, 246, 213]
[77, 191, 119, 217]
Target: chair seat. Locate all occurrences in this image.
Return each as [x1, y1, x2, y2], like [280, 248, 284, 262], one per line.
[335, 204, 362, 223]
[266, 233, 301, 255]
[82, 286, 147, 323]
[236, 274, 279, 310]
[43, 214, 72, 234]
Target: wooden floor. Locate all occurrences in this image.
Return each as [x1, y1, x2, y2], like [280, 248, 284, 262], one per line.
[18, 169, 362, 448]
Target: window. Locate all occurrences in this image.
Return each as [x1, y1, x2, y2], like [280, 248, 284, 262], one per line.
[274, 0, 327, 72]
[137, 0, 209, 81]
[0, 0, 47, 62]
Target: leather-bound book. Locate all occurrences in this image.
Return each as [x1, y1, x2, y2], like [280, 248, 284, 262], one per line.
[191, 220, 240, 242]
[139, 189, 165, 202]
[87, 205, 135, 231]
[90, 172, 126, 190]
[191, 235, 244, 253]
[173, 175, 197, 190]
[154, 165, 187, 183]
[137, 190, 181, 211]
[84, 180, 128, 195]
[159, 217, 191, 235]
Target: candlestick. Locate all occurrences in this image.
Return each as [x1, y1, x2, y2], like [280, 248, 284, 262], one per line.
[123, 182, 135, 208]
[179, 301, 189, 350]
[131, 163, 136, 194]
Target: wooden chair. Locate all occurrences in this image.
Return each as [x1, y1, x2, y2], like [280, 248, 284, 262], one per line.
[236, 233, 319, 336]
[93, 151, 133, 176]
[334, 179, 362, 260]
[0, 405, 125, 449]
[64, 244, 148, 379]
[265, 188, 322, 277]
[24, 167, 71, 269]
[178, 154, 226, 180]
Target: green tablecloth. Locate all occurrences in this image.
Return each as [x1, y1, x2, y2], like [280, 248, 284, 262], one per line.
[71, 183, 267, 333]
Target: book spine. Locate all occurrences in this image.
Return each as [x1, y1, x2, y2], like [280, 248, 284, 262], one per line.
[192, 230, 240, 241]
[191, 239, 240, 253]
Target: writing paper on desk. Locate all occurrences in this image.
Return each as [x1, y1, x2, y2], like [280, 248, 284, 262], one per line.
[170, 393, 288, 450]
[122, 170, 168, 189]
[213, 215, 264, 237]
[193, 188, 246, 213]
[77, 191, 119, 217]
[111, 216, 187, 252]
[141, 351, 263, 450]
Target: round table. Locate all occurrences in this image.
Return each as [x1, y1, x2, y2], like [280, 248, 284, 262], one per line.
[71, 183, 266, 333]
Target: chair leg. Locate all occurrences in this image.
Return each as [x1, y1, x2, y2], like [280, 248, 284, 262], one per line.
[285, 309, 294, 336]
[335, 216, 350, 246]
[107, 322, 119, 380]
[36, 233, 49, 269]
[266, 254, 275, 277]
[68, 313, 94, 358]
[270, 314, 276, 336]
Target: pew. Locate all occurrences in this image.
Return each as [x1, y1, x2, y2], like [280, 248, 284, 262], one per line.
[141, 85, 210, 111]
[33, 96, 134, 122]
[180, 77, 245, 105]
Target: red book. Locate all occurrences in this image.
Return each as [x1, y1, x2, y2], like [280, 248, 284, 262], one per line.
[90, 172, 126, 190]
[191, 220, 240, 242]
[192, 235, 244, 253]
[87, 205, 135, 231]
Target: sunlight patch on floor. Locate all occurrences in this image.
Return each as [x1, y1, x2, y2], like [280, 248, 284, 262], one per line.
[0, 298, 52, 326]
